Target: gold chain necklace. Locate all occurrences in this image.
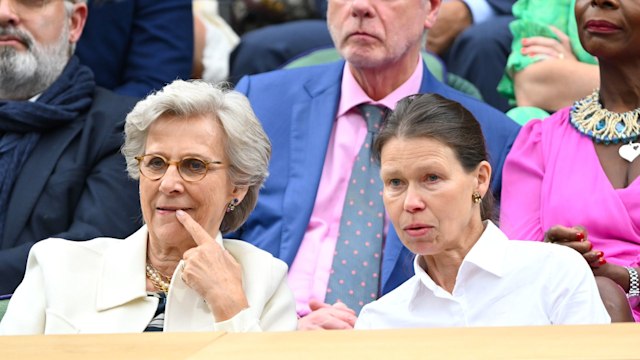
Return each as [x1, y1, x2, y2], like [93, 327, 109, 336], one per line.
[570, 89, 640, 145]
[145, 261, 171, 293]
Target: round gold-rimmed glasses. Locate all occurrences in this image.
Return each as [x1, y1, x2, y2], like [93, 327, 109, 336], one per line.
[135, 154, 224, 182]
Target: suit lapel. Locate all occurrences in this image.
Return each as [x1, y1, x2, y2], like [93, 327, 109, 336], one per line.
[280, 62, 343, 261]
[89, 226, 157, 333]
[381, 229, 414, 294]
[419, 61, 439, 93]
[3, 122, 82, 247]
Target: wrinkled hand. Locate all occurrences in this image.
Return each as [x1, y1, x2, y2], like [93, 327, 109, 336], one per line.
[176, 209, 248, 321]
[297, 300, 357, 330]
[520, 26, 577, 62]
[544, 225, 606, 268]
[426, 1, 472, 55]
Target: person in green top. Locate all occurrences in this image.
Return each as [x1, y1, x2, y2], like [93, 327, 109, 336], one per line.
[498, 0, 599, 124]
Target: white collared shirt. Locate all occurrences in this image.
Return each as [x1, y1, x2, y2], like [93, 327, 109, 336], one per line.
[355, 222, 610, 329]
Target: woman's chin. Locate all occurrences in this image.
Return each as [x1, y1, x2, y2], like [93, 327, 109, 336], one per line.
[148, 221, 187, 242]
[400, 235, 436, 255]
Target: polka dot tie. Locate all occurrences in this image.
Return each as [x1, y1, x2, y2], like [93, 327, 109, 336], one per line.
[325, 104, 386, 314]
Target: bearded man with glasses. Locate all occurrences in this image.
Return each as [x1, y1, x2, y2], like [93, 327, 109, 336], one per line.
[0, 0, 141, 295]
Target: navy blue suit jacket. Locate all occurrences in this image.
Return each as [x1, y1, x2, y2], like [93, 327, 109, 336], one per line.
[76, 0, 193, 98]
[0, 88, 142, 295]
[487, 0, 515, 15]
[234, 61, 520, 295]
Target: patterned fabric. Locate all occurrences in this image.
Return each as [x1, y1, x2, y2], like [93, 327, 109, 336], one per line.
[325, 104, 385, 314]
[144, 292, 166, 332]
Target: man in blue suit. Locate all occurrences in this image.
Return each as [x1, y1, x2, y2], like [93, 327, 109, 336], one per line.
[0, 0, 140, 294]
[234, 0, 520, 329]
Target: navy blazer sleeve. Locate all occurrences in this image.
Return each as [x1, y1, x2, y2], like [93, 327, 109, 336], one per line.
[76, 0, 193, 98]
[486, 0, 515, 15]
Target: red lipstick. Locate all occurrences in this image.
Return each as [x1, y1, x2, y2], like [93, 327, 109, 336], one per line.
[585, 20, 621, 34]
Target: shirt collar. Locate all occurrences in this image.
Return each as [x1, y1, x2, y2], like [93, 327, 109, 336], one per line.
[462, 221, 508, 278]
[409, 221, 509, 302]
[336, 56, 423, 117]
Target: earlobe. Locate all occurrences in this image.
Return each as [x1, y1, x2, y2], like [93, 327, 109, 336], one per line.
[231, 185, 249, 203]
[476, 161, 492, 197]
[68, 3, 88, 43]
[424, 0, 442, 29]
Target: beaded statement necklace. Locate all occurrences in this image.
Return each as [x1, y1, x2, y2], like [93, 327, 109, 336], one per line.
[570, 89, 640, 162]
[146, 262, 171, 293]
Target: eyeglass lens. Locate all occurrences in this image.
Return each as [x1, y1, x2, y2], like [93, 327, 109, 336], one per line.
[139, 155, 210, 181]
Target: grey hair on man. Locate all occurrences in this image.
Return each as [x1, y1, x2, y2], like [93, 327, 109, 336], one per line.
[122, 79, 272, 233]
[0, 0, 88, 100]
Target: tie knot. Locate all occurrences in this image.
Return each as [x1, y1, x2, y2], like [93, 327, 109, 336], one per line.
[357, 104, 386, 133]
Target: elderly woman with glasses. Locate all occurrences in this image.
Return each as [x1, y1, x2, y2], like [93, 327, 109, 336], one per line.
[0, 80, 297, 334]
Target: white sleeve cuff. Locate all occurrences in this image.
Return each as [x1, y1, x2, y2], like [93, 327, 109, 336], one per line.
[212, 307, 262, 332]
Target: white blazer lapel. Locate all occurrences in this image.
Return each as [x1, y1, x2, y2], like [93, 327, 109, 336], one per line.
[88, 226, 158, 333]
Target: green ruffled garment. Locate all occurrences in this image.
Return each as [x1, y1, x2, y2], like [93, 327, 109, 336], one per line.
[498, 0, 597, 123]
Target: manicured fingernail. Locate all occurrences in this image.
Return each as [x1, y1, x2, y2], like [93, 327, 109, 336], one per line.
[588, 243, 593, 251]
[598, 258, 607, 265]
[520, 48, 527, 54]
[176, 209, 185, 217]
[521, 39, 528, 45]
[597, 251, 604, 258]
[576, 232, 585, 242]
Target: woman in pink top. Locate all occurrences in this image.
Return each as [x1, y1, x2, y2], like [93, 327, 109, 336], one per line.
[500, 0, 640, 322]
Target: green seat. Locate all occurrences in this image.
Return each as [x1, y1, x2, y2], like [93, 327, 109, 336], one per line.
[446, 73, 483, 101]
[506, 106, 551, 126]
[284, 47, 482, 100]
[0, 298, 9, 323]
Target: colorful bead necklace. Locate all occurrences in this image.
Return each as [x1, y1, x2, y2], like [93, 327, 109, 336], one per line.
[570, 89, 640, 145]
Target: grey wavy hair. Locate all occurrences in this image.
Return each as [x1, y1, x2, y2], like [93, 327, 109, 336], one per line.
[121, 79, 272, 233]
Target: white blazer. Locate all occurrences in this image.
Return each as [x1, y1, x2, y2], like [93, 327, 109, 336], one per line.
[0, 226, 297, 334]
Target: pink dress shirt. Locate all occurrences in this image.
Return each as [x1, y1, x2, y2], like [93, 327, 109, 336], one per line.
[500, 107, 640, 321]
[287, 60, 423, 316]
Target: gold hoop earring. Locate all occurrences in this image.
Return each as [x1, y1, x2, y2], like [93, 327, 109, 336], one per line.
[472, 192, 482, 204]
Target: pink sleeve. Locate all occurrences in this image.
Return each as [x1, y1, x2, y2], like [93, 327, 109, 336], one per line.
[500, 119, 546, 241]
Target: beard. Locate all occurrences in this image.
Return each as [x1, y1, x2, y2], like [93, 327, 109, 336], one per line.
[0, 23, 71, 100]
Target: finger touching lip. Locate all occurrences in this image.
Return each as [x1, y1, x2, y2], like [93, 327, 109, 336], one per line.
[156, 206, 192, 214]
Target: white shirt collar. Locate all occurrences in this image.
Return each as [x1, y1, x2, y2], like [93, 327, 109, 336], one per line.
[411, 221, 508, 301]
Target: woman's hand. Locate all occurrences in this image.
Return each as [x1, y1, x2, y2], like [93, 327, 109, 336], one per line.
[297, 300, 357, 330]
[544, 225, 606, 268]
[545, 224, 635, 296]
[521, 26, 577, 62]
[176, 209, 249, 321]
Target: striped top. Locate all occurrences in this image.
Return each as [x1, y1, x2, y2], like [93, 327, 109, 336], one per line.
[144, 292, 166, 332]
